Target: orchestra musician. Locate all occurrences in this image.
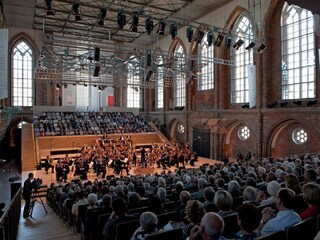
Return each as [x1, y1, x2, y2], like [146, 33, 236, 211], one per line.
[140, 147, 146, 168]
[56, 159, 69, 182]
[44, 155, 54, 174]
[96, 155, 106, 178]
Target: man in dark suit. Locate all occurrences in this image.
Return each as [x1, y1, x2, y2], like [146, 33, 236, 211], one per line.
[44, 155, 54, 174]
[22, 172, 34, 218]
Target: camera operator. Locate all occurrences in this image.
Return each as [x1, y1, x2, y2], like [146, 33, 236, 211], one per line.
[23, 172, 34, 218]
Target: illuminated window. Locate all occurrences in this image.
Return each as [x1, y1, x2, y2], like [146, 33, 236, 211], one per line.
[231, 15, 254, 103]
[281, 3, 315, 100]
[292, 128, 307, 144]
[127, 56, 141, 108]
[174, 42, 186, 107]
[198, 32, 214, 90]
[178, 124, 185, 134]
[238, 126, 250, 141]
[17, 121, 28, 128]
[12, 40, 34, 106]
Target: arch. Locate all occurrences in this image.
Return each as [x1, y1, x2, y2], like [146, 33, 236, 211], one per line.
[8, 115, 33, 147]
[265, 117, 320, 157]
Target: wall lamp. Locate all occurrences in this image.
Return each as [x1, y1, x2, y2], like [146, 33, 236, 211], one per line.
[56, 83, 61, 90]
[45, 0, 55, 15]
[157, 21, 166, 35]
[233, 39, 244, 50]
[72, 3, 81, 21]
[98, 8, 107, 26]
[145, 18, 153, 35]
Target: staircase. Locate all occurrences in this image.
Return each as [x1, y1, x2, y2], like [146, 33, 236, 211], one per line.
[22, 123, 37, 171]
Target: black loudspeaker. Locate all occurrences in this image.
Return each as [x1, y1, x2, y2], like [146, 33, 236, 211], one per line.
[94, 47, 100, 62]
[11, 182, 21, 200]
[145, 70, 153, 81]
[93, 65, 100, 77]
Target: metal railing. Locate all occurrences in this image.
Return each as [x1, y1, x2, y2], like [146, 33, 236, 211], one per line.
[0, 188, 21, 240]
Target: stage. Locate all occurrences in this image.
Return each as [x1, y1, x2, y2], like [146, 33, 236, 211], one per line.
[21, 157, 222, 187]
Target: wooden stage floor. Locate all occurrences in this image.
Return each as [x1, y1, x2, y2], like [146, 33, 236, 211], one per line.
[21, 157, 222, 186]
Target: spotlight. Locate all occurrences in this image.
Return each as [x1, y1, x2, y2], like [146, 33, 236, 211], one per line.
[233, 39, 244, 50]
[157, 21, 166, 35]
[214, 33, 224, 47]
[197, 30, 205, 44]
[72, 83, 77, 86]
[94, 47, 100, 62]
[186, 26, 193, 43]
[279, 101, 288, 108]
[245, 41, 255, 50]
[293, 100, 302, 106]
[84, 83, 88, 87]
[72, 3, 81, 21]
[268, 101, 278, 108]
[63, 84, 67, 88]
[257, 43, 267, 53]
[241, 103, 250, 109]
[145, 18, 153, 35]
[307, 99, 318, 107]
[45, 0, 55, 15]
[131, 15, 139, 32]
[117, 12, 126, 29]
[225, 34, 232, 48]
[56, 83, 61, 90]
[170, 23, 177, 39]
[207, 31, 214, 47]
[98, 8, 107, 26]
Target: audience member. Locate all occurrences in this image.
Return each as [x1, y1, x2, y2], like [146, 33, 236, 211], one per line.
[214, 190, 234, 217]
[131, 211, 158, 240]
[300, 183, 320, 220]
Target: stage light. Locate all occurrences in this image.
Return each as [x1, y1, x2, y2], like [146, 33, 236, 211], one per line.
[186, 26, 193, 43]
[233, 39, 244, 50]
[279, 101, 288, 108]
[225, 34, 232, 48]
[72, 3, 81, 21]
[207, 31, 214, 47]
[241, 103, 250, 109]
[307, 99, 318, 107]
[293, 100, 302, 106]
[117, 12, 126, 29]
[245, 41, 256, 50]
[170, 23, 177, 39]
[98, 8, 107, 26]
[145, 18, 153, 35]
[45, 0, 55, 15]
[257, 43, 267, 53]
[197, 30, 205, 44]
[214, 33, 224, 47]
[157, 21, 166, 35]
[94, 47, 100, 62]
[56, 83, 61, 90]
[131, 15, 139, 32]
[268, 101, 278, 108]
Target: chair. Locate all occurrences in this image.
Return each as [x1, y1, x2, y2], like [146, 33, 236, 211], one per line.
[317, 214, 320, 231]
[292, 193, 308, 214]
[157, 211, 179, 229]
[163, 201, 177, 211]
[128, 206, 149, 215]
[98, 213, 111, 237]
[255, 230, 285, 240]
[115, 219, 140, 240]
[144, 228, 184, 240]
[222, 213, 240, 238]
[286, 217, 316, 240]
[232, 196, 244, 210]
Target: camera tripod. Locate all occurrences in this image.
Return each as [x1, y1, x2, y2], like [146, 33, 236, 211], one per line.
[29, 193, 48, 218]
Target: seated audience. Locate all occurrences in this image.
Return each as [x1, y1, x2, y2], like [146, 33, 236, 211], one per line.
[214, 190, 234, 217]
[300, 183, 320, 220]
[131, 211, 158, 240]
[257, 181, 280, 207]
[284, 174, 302, 194]
[184, 200, 206, 237]
[242, 186, 258, 205]
[148, 195, 166, 215]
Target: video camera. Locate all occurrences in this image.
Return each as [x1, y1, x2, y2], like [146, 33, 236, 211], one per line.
[32, 178, 43, 190]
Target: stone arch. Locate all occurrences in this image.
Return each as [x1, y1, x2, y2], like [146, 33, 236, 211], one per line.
[223, 118, 258, 160]
[265, 117, 320, 157]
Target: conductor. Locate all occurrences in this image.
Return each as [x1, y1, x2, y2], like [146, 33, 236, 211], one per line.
[22, 172, 34, 218]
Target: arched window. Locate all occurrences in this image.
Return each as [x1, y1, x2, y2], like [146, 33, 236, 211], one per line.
[127, 56, 141, 108]
[281, 3, 315, 100]
[11, 40, 34, 106]
[155, 54, 164, 109]
[198, 32, 214, 90]
[174, 42, 186, 107]
[231, 15, 254, 103]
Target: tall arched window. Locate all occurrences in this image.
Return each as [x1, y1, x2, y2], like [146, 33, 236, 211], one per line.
[198, 32, 214, 90]
[127, 56, 141, 108]
[231, 15, 254, 103]
[174, 42, 186, 107]
[281, 3, 315, 100]
[11, 40, 34, 106]
[155, 54, 164, 109]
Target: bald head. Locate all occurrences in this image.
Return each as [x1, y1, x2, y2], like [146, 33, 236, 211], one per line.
[201, 212, 224, 240]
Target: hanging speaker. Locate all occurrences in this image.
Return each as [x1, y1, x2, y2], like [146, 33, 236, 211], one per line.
[93, 65, 100, 77]
[94, 47, 100, 62]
